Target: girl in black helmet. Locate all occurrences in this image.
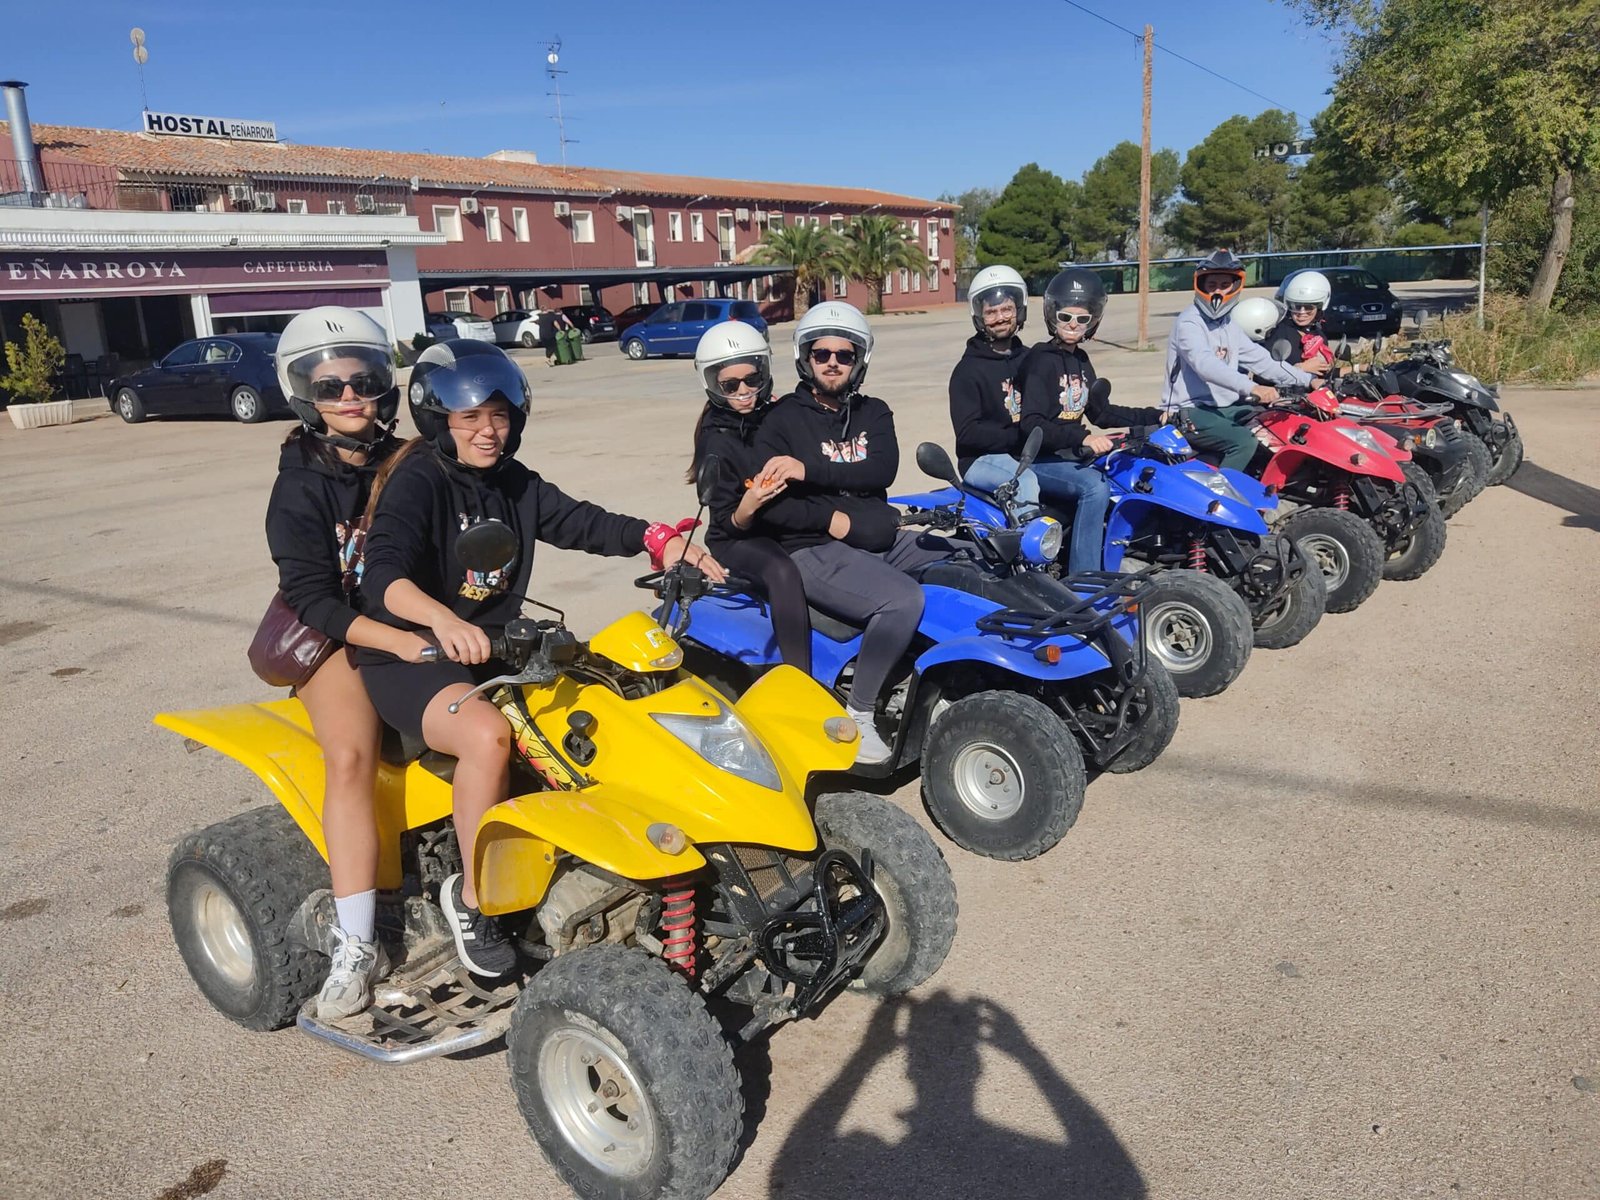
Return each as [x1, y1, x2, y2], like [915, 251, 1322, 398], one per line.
[356, 339, 723, 977]
[267, 306, 436, 1020]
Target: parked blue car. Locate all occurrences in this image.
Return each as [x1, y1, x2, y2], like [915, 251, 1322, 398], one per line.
[110, 333, 287, 424]
[619, 298, 768, 360]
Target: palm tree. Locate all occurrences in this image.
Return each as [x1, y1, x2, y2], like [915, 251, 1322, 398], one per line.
[748, 223, 844, 319]
[838, 215, 933, 315]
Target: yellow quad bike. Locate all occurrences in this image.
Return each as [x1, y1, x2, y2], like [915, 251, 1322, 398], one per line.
[161, 522, 957, 1200]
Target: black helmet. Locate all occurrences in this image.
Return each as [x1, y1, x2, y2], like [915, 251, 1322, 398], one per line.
[407, 339, 532, 463]
[1043, 268, 1108, 339]
[1193, 249, 1247, 318]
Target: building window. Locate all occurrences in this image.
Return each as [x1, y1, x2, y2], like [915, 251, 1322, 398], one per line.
[767, 213, 782, 233]
[668, 212, 683, 241]
[578, 284, 595, 306]
[484, 205, 502, 241]
[793, 214, 805, 227]
[911, 219, 920, 237]
[375, 202, 405, 215]
[830, 214, 845, 233]
[832, 273, 847, 299]
[927, 228, 939, 257]
[810, 216, 821, 228]
[571, 210, 595, 243]
[433, 205, 463, 241]
[511, 207, 529, 241]
[703, 280, 716, 298]
[633, 282, 650, 306]
[716, 213, 735, 262]
[883, 272, 893, 296]
[927, 269, 939, 291]
[445, 289, 471, 313]
[285, 198, 308, 214]
[493, 286, 512, 312]
[691, 212, 705, 242]
[912, 272, 922, 293]
[326, 200, 348, 215]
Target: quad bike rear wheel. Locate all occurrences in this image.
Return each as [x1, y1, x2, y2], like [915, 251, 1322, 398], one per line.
[920, 691, 1086, 860]
[1453, 430, 1493, 510]
[167, 806, 329, 1031]
[1280, 507, 1384, 614]
[1101, 657, 1180, 775]
[815, 789, 958, 993]
[1139, 570, 1254, 698]
[508, 945, 742, 1200]
[1249, 560, 1326, 651]
[1383, 464, 1448, 581]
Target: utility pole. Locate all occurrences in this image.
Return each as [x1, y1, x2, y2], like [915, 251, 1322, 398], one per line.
[1477, 198, 1489, 330]
[1137, 23, 1153, 351]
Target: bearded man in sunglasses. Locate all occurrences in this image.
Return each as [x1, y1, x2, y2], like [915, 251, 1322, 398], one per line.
[749, 301, 950, 766]
[1018, 267, 1167, 575]
[1161, 248, 1313, 472]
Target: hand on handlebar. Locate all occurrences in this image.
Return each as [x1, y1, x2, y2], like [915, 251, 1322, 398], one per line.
[660, 536, 727, 583]
[430, 615, 493, 665]
[1251, 384, 1281, 406]
[1083, 434, 1116, 456]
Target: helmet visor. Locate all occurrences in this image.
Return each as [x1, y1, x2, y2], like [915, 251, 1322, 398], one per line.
[413, 345, 531, 414]
[284, 344, 394, 407]
[971, 285, 1026, 323]
[704, 355, 770, 398]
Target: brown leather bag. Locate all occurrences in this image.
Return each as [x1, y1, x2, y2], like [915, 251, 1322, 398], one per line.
[247, 592, 336, 689]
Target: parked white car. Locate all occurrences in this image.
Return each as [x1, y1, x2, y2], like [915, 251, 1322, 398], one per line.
[490, 308, 543, 347]
[425, 311, 496, 342]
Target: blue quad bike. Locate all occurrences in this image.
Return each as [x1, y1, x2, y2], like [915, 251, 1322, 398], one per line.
[894, 421, 1327, 700]
[644, 440, 1181, 863]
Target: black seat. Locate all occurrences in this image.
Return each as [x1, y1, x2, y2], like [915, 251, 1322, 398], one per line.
[808, 606, 864, 643]
[379, 724, 456, 781]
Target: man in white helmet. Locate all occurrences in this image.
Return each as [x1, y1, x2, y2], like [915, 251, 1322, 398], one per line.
[749, 301, 949, 765]
[1161, 249, 1314, 471]
[949, 264, 1040, 505]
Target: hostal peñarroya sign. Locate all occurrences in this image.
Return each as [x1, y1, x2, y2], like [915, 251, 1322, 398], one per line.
[142, 110, 278, 142]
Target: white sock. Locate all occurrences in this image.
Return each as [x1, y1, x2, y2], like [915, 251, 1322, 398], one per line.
[333, 890, 376, 943]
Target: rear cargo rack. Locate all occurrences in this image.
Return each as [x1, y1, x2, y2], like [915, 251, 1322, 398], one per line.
[973, 568, 1156, 640]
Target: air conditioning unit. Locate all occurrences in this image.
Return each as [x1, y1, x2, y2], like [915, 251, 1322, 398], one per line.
[735, 207, 750, 223]
[941, 217, 951, 231]
[753, 209, 768, 223]
[553, 200, 571, 217]
[227, 183, 253, 203]
[354, 193, 377, 213]
[615, 205, 634, 221]
[459, 196, 480, 215]
[940, 259, 951, 272]
[253, 191, 277, 210]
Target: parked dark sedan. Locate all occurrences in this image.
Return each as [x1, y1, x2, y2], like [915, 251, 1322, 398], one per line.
[111, 334, 287, 424]
[612, 303, 657, 337]
[1275, 267, 1404, 338]
[562, 304, 618, 343]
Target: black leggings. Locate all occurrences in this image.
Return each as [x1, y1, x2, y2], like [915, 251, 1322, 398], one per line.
[713, 536, 812, 676]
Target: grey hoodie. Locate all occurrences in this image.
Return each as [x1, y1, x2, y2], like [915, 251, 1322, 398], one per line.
[1161, 303, 1312, 410]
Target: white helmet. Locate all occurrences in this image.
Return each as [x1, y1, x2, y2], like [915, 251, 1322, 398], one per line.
[275, 307, 397, 448]
[1283, 270, 1332, 310]
[1233, 296, 1285, 343]
[968, 264, 1028, 338]
[693, 320, 773, 408]
[794, 301, 873, 394]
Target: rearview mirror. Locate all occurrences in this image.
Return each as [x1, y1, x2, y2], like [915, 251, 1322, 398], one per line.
[1336, 337, 1354, 362]
[455, 519, 519, 575]
[1087, 378, 1111, 406]
[915, 441, 961, 486]
[1373, 335, 1386, 355]
[1269, 338, 1292, 362]
[695, 453, 721, 508]
[1017, 426, 1044, 474]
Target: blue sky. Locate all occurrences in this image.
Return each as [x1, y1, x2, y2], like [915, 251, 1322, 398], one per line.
[8, 0, 1338, 199]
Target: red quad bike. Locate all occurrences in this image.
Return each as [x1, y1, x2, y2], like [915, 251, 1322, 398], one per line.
[1188, 386, 1445, 613]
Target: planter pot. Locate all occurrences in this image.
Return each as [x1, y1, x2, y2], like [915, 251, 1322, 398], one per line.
[6, 399, 75, 430]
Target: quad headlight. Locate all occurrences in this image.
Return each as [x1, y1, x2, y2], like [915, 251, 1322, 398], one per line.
[1341, 426, 1385, 455]
[1186, 467, 1245, 504]
[1020, 516, 1063, 565]
[653, 699, 781, 791]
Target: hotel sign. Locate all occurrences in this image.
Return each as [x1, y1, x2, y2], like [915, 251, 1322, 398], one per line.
[0, 251, 387, 297]
[142, 110, 278, 142]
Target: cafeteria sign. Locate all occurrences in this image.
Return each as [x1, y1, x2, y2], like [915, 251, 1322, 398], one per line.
[142, 110, 278, 143]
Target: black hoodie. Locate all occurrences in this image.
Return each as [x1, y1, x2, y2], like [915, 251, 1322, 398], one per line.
[355, 447, 648, 663]
[1020, 340, 1163, 455]
[264, 433, 401, 643]
[949, 333, 1029, 472]
[749, 384, 901, 553]
[693, 401, 835, 548]
[1263, 315, 1323, 365]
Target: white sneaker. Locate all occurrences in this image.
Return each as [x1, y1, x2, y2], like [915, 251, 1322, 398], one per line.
[847, 707, 894, 766]
[317, 927, 390, 1020]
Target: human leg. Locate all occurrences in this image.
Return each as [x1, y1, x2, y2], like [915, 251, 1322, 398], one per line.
[1178, 404, 1262, 472]
[790, 540, 926, 710]
[717, 536, 812, 676]
[1030, 458, 1111, 574]
[963, 454, 1041, 509]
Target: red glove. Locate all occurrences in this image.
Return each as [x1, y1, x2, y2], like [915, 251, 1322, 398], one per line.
[644, 520, 703, 569]
[1302, 334, 1332, 362]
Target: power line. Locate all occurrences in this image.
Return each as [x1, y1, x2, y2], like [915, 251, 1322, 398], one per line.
[1060, 0, 1294, 114]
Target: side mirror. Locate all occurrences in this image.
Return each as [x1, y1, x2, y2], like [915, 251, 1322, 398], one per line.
[1336, 338, 1354, 362]
[1269, 338, 1292, 363]
[1087, 378, 1111, 405]
[915, 441, 961, 486]
[1017, 426, 1044, 474]
[1373, 335, 1386, 355]
[695, 453, 721, 508]
[455, 519, 519, 575]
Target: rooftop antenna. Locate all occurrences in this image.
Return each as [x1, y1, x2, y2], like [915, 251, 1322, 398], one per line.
[130, 28, 149, 111]
[545, 39, 577, 171]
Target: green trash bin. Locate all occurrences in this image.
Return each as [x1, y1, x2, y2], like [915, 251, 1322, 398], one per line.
[554, 327, 576, 365]
[566, 327, 584, 362]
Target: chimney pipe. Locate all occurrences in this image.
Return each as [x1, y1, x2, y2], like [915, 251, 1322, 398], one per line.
[1, 80, 44, 196]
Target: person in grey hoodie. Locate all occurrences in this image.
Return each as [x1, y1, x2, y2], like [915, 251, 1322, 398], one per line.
[1161, 249, 1313, 471]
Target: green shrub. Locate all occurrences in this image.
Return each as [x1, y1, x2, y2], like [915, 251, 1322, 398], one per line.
[0, 313, 65, 404]
[1432, 294, 1600, 383]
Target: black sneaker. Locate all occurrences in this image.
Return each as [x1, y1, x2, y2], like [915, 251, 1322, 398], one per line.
[440, 873, 517, 977]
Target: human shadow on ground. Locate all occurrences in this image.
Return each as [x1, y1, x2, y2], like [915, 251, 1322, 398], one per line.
[767, 991, 1145, 1200]
[1506, 460, 1600, 532]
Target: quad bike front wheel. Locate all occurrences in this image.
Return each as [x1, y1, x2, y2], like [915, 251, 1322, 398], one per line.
[1249, 560, 1326, 651]
[1280, 507, 1384, 614]
[919, 691, 1086, 861]
[1139, 570, 1254, 698]
[167, 806, 330, 1031]
[1486, 422, 1524, 486]
[508, 945, 743, 1200]
[1384, 464, 1448, 581]
[815, 789, 958, 993]
[1100, 657, 1180, 775]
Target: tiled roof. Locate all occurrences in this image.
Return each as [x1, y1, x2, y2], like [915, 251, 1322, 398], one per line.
[4, 122, 955, 212]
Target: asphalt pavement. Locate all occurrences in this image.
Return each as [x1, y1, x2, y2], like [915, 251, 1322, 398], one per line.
[0, 287, 1595, 1200]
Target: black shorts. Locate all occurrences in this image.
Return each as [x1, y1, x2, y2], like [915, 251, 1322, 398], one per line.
[359, 657, 506, 742]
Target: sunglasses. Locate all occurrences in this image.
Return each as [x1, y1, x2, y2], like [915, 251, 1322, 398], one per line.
[1055, 313, 1094, 327]
[808, 347, 858, 366]
[1288, 303, 1319, 313]
[717, 372, 766, 396]
[311, 372, 389, 403]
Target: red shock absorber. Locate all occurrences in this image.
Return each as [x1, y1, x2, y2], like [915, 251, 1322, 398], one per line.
[1333, 482, 1351, 511]
[1188, 537, 1208, 572]
[659, 889, 698, 978]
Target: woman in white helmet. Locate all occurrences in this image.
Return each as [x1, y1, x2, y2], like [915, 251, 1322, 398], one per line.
[686, 321, 811, 674]
[949, 264, 1041, 506]
[266, 306, 438, 1019]
[1266, 270, 1335, 373]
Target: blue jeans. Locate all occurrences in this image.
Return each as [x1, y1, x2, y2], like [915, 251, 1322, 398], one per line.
[1030, 456, 1110, 574]
[962, 454, 1040, 509]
